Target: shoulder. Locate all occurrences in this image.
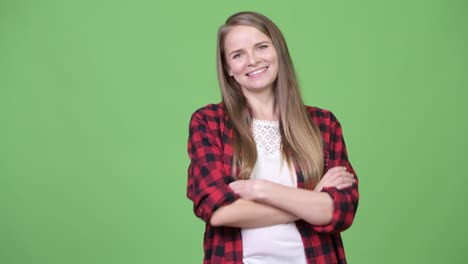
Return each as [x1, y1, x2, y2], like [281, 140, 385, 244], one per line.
[190, 101, 227, 119]
[191, 102, 225, 117]
[189, 102, 229, 129]
[305, 105, 339, 128]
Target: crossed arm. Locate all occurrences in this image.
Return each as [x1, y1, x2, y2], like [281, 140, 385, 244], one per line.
[210, 166, 355, 228]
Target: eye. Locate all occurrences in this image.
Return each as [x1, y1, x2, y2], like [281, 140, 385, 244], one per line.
[258, 44, 268, 49]
[232, 53, 241, 59]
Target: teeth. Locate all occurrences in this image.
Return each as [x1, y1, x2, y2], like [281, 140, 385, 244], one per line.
[247, 67, 267, 76]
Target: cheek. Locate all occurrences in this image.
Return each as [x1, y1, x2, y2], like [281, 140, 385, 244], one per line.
[228, 61, 245, 75]
[265, 52, 278, 63]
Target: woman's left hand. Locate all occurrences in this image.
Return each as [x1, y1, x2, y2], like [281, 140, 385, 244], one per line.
[229, 179, 276, 201]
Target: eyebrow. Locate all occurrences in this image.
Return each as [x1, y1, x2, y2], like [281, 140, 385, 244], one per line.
[227, 41, 271, 57]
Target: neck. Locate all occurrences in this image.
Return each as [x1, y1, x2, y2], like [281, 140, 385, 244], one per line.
[243, 88, 278, 121]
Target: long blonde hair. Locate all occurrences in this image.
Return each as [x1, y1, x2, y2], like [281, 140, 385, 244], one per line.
[216, 11, 324, 189]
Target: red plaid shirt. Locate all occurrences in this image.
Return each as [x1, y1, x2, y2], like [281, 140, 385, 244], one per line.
[187, 103, 359, 264]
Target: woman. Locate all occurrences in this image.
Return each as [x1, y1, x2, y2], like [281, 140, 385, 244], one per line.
[187, 11, 359, 264]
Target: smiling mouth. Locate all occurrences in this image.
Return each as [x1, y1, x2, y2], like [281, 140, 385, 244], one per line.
[246, 67, 268, 77]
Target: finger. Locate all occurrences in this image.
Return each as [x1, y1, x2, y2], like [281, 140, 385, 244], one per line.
[321, 170, 338, 183]
[324, 166, 348, 177]
[330, 166, 347, 171]
[330, 179, 355, 190]
[229, 179, 247, 187]
[336, 172, 354, 180]
[330, 171, 354, 181]
[325, 166, 347, 175]
[319, 172, 344, 189]
[319, 168, 352, 190]
[322, 169, 348, 183]
[336, 181, 356, 190]
[229, 181, 244, 191]
[325, 174, 355, 188]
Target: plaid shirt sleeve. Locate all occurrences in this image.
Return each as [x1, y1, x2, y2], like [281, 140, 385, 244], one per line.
[312, 110, 359, 234]
[187, 106, 240, 223]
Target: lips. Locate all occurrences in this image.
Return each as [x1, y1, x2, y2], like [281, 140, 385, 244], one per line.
[246, 66, 268, 77]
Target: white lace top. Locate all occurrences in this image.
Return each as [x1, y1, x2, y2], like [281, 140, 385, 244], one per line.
[241, 119, 306, 264]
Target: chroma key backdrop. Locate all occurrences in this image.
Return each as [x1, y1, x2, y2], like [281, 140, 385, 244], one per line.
[1, 1, 467, 263]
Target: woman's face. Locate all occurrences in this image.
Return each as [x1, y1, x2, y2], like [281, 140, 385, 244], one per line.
[224, 25, 278, 95]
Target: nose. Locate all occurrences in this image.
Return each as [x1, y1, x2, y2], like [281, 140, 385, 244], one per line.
[247, 52, 259, 66]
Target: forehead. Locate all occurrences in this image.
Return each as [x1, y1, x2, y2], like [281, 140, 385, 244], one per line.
[224, 25, 271, 51]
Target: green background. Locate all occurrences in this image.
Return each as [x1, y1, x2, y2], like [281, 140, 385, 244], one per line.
[1, 0, 467, 263]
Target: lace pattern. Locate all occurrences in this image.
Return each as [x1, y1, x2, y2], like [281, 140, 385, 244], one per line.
[252, 119, 281, 158]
